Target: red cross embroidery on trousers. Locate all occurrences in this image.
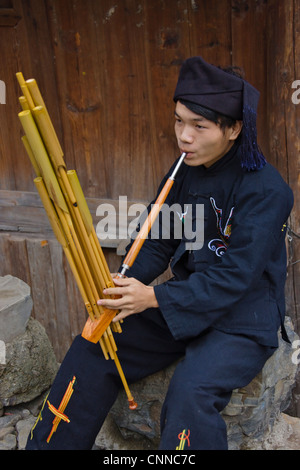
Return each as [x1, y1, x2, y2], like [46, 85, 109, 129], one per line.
[176, 428, 190, 450]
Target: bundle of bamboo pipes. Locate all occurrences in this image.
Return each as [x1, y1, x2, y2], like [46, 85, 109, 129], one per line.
[16, 73, 137, 409]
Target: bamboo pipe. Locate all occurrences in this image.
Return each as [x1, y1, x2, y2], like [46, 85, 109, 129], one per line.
[66, 170, 93, 234]
[57, 172, 117, 324]
[18, 110, 68, 213]
[24, 122, 104, 316]
[34, 183, 130, 398]
[33, 177, 95, 320]
[25, 78, 48, 109]
[56, 204, 103, 320]
[17, 84, 104, 287]
[32, 105, 66, 170]
[34, 177, 68, 248]
[81, 153, 186, 342]
[19, 95, 104, 308]
[65, 170, 110, 292]
[34, 175, 101, 320]
[113, 354, 137, 410]
[16, 74, 34, 110]
[21, 135, 41, 177]
[19, 109, 106, 320]
[16, 72, 26, 88]
[16, 73, 135, 407]
[21, 84, 35, 110]
[119, 152, 186, 276]
[37, 123, 118, 289]
[19, 96, 29, 111]
[21, 76, 65, 170]
[24, 111, 105, 320]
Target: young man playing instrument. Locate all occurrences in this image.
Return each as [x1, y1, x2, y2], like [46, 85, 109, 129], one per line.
[27, 56, 293, 450]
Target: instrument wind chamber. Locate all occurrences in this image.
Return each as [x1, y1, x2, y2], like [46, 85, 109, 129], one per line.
[16, 72, 137, 409]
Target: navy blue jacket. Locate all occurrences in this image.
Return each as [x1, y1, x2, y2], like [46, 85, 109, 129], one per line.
[124, 144, 294, 347]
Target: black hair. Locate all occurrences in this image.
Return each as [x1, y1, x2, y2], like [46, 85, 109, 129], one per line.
[179, 99, 237, 131]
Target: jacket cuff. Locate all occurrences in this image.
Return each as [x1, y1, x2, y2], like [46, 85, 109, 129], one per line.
[154, 284, 181, 340]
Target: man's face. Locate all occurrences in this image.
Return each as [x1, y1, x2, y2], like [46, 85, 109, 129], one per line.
[174, 101, 240, 167]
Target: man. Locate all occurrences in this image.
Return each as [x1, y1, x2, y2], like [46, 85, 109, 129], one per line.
[26, 56, 293, 450]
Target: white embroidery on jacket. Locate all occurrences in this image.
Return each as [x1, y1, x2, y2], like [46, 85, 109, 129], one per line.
[208, 197, 234, 257]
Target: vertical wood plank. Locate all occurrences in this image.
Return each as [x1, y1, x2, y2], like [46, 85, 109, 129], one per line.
[187, 0, 232, 66]
[7, 235, 31, 286]
[0, 235, 13, 277]
[141, 0, 190, 186]
[0, 0, 63, 192]
[0, 234, 31, 286]
[0, 21, 33, 192]
[48, 239, 74, 359]
[26, 238, 60, 358]
[231, 0, 269, 157]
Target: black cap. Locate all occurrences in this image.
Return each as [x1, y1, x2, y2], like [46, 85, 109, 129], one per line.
[174, 57, 266, 171]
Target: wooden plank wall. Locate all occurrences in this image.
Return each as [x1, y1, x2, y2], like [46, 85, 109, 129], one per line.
[266, 0, 300, 416]
[0, 0, 269, 200]
[266, 0, 300, 329]
[0, 1, 299, 399]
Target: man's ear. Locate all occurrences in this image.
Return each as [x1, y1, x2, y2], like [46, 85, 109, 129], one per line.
[229, 120, 243, 141]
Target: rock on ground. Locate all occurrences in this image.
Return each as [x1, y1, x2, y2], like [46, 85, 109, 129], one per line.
[0, 317, 58, 408]
[0, 275, 33, 343]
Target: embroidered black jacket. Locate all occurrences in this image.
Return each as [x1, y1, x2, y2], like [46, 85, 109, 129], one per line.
[123, 144, 294, 347]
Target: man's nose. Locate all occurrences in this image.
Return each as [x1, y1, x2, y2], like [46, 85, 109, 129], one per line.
[180, 125, 194, 143]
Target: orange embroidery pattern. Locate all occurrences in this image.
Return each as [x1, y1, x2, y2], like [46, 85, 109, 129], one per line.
[46, 376, 76, 443]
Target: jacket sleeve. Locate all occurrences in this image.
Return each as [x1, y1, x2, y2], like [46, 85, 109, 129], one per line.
[154, 170, 294, 341]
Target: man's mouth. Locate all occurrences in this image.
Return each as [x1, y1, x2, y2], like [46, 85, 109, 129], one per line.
[182, 151, 194, 158]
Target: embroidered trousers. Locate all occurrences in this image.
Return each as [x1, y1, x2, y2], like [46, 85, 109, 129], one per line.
[26, 308, 274, 450]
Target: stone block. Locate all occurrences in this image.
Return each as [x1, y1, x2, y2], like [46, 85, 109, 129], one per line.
[0, 275, 33, 343]
[0, 317, 58, 408]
